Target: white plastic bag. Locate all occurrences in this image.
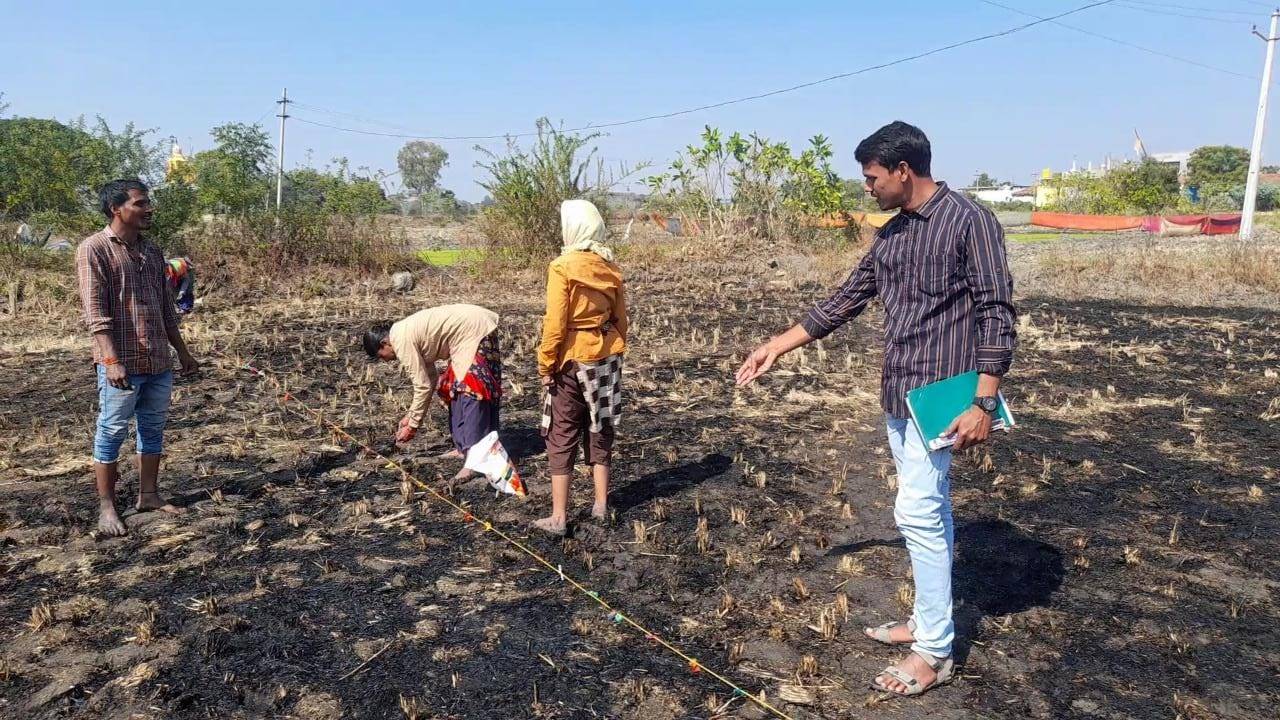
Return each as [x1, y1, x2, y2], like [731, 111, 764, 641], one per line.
[463, 431, 526, 496]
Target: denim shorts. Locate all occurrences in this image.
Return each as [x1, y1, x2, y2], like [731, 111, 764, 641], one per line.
[93, 365, 173, 463]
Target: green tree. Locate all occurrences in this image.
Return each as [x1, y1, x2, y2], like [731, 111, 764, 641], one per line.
[727, 131, 793, 234]
[1049, 161, 1178, 215]
[476, 118, 634, 262]
[1048, 173, 1124, 215]
[326, 177, 392, 215]
[75, 116, 165, 183]
[0, 117, 112, 217]
[1188, 145, 1249, 198]
[971, 172, 1001, 188]
[407, 188, 466, 217]
[1109, 159, 1179, 214]
[283, 161, 391, 216]
[646, 126, 858, 242]
[839, 178, 868, 206]
[149, 181, 200, 250]
[192, 122, 273, 214]
[784, 134, 849, 216]
[397, 140, 449, 194]
[283, 167, 342, 208]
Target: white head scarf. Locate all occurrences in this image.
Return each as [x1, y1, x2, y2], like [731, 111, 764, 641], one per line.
[560, 199, 614, 262]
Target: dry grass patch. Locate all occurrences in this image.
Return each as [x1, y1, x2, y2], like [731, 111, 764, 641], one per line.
[1035, 239, 1280, 306]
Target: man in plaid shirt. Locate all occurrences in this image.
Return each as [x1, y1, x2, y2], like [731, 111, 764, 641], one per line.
[76, 179, 199, 536]
[737, 122, 1016, 698]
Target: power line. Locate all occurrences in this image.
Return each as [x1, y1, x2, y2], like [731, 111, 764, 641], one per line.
[290, 101, 427, 133]
[1120, 0, 1263, 16]
[981, 0, 1257, 80]
[291, 115, 516, 142]
[1112, 1, 1248, 23]
[1191, 0, 1276, 10]
[287, 0, 1118, 142]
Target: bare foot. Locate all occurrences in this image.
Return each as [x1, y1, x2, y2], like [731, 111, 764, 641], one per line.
[98, 500, 127, 536]
[873, 652, 941, 696]
[591, 502, 608, 521]
[136, 492, 186, 515]
[864, 620, 914, 645]
[452, 468, 478, 482]
[531, 516, 567, 537]
[438, 449, 465, 460]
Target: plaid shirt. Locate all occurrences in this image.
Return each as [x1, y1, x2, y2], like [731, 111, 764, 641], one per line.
[801, 183, 1016, 418]
[75, 226, 178, 375]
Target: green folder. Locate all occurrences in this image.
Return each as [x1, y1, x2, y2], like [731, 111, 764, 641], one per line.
[905, 371, 1016, 451]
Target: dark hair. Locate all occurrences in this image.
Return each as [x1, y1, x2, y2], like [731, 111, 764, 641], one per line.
[854, 121, 931, 177]
[362, 322, 392, 359]
[99, 179, 150, 219]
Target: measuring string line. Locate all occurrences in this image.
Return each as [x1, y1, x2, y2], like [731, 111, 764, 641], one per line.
[224, 354, 797, 720]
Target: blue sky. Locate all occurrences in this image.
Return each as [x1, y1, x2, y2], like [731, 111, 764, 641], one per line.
[5, 0, 1276, 200]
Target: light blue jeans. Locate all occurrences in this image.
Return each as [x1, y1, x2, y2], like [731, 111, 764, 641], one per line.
[93, 366, 173, 463]
[887, 414, 955, 658]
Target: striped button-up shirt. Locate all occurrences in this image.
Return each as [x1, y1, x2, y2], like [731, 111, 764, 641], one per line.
[75, 227, 178, 375]
[801, 182, 1016, 418]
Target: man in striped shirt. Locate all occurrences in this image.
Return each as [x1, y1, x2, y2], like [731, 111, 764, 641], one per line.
[736, 121, 1016, 697]
[76, 179, 199, 537]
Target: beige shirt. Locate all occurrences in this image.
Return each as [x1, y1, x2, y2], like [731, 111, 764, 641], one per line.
[390, 304, 499, 428]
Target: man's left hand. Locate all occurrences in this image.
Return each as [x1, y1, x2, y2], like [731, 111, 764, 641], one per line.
[944, 406, 991, 451]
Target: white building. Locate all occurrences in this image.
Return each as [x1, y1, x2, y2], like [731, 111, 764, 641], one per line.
[965, 183, 1031, 204]
[1148, 151, 1191, 183]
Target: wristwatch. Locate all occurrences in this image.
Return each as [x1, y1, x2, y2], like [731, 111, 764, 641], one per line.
[973, 396, 999, 414]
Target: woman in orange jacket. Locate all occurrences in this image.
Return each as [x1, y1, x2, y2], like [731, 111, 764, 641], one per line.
[532, 200, 628, 536]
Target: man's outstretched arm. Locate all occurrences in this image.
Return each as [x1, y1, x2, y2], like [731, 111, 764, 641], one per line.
[735, 324, 814, 386]
[736, 247, 878, 386]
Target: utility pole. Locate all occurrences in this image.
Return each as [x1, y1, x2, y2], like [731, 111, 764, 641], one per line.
[273, 87, 289, 208]
[1241, 11, 1279, 240]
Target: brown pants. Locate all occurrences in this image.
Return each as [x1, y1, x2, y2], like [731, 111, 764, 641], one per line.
[544, 368, 614, 474]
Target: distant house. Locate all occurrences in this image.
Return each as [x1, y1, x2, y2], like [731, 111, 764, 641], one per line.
[1034, 168, 1061, 209]
[1148, 151, 1191, 184]
[962, 183, 1031, 205]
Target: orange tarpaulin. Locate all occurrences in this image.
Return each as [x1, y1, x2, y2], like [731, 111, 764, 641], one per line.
[1030, 212, 1144, 231]
[1032, 211, 1242, 235]
[1029, 210, 1239, 235]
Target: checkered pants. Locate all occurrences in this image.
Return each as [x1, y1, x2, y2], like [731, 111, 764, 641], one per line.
[540, 354, 623, 435]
